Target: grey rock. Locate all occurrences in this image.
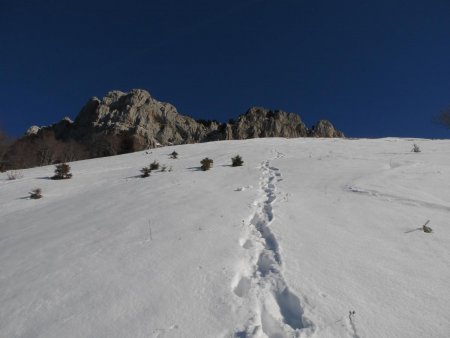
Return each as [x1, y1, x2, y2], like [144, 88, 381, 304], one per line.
[310, 120, 344, 138]
[232, 107, 309, 139]
[71, 89, 219, 147]
[24, 88, 343, 150]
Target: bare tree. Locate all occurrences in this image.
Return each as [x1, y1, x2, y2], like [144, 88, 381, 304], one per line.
[435, 107, 450, 129]
[0, 126, 11, 170]
[0, 128, 7, 156]
[60, 140, 87, 163]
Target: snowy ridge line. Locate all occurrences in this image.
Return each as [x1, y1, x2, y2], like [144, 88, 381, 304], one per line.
[346, 185, 450, 212]
[232, 156, 314, 337]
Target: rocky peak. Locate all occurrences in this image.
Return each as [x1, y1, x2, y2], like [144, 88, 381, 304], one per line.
[101, 89, 152, 108]
[310, 120, 344, 138]
[233, 107, 308, 139]
[69, 89, 217, 148]
[23, 88, 344, 153]
[26, 125, 41, 136]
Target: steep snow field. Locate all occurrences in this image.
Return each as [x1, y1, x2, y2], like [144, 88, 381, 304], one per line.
[1, 138, 449, 338]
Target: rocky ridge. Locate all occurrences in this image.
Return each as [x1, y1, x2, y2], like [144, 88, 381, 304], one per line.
[27, 89, 343, 148]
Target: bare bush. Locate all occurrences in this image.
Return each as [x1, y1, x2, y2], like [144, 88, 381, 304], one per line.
[7, 170, 23, 180]
[435, 107, 450, 129]
[0, 126, 10, 165]
[411, 144, 421, 153]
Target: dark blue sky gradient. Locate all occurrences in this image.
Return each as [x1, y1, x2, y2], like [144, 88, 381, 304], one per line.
[1, 0, 449, 138]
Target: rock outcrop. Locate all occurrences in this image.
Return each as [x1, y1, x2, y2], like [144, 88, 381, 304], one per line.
[231, 107, 309, 139]
[46, 89, 219, 148]
[309, 120, 344, 138]
[29, 89, 343, 148]
[5, 89, 343, 169]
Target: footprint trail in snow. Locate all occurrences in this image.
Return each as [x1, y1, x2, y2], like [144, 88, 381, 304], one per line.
[233, 157, 314, 337]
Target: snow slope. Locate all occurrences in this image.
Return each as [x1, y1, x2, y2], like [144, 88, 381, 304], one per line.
[1, 138, 449, 338]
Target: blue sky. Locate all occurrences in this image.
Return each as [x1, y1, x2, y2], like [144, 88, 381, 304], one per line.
[1, 0, 449, 138]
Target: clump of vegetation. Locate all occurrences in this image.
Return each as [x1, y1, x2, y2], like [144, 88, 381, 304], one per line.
[160, 164, 167, 172]
[149, 160, 160, 171]
[52, 163, 72, 180]
[422, 220, 432, 233]
[6, 170, 23, 180]
[411, 144, 421, 153]
[29, 188, 42, 199]
[170, 151, 178, 159]
[231, 155, 244, 167]
[140, 166, 151, 178]
[200, 157, 213, 171]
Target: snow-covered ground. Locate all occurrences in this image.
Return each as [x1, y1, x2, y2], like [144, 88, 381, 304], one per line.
[1, 138, 449, 338]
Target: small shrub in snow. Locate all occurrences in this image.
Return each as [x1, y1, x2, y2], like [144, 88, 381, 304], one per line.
[160, 164, 167, 172]
[200, 157, 213, 171]
[170, 151, 178, 159]
[168, 166, 173, 172]
[149, 160, 160, 171]
[411, 144, 421, 153]
[29, 188, 42, 199]
[140, 166, 151, 178]
[52, 163, 72, 180]
[7, 170, 23, 180]
[231, 155, 244, 167]
[422, 220, 432, 233]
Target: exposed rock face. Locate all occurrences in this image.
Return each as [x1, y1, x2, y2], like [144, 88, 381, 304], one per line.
[3, 88, 344, 170]
[231, 107, 309, 139]
[22, 88, 344, 150]
[67, 89, 219, 147]
[310, 120, 344, 138]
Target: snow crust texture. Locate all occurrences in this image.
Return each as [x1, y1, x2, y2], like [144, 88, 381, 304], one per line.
[1, 137, 450, 338]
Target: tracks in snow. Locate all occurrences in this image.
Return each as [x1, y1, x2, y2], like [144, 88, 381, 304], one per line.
[233, 158, 313, 337]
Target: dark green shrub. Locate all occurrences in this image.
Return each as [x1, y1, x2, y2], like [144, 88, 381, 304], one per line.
[170, 151, 178, 159]
[140, 166, 151, 177]
[149, 160, 160, 171]
[231, 155, 244, 167]
[200, 157, 213, 171]
[52, 163, 72, 179]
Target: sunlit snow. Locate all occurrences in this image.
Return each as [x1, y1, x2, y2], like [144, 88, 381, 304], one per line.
[1, 138, 449, 337]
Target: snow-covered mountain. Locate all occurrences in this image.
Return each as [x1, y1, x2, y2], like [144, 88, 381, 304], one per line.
[1, 137, 449, 338]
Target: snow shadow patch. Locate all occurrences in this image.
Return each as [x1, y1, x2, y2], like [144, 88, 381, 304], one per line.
[275, 286, 305, 330]
[186, 166, 202, 171]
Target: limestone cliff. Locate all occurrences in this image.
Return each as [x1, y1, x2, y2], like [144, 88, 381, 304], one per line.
[27, 89, 343, 148]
